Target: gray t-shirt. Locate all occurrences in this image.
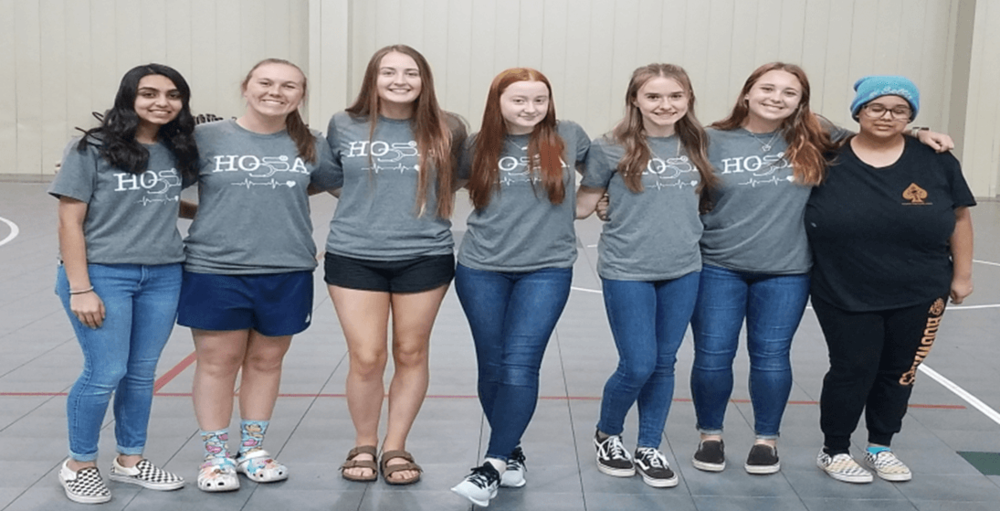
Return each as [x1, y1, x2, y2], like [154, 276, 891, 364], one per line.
[581, 135, 703, 281]
[700, 127, 812, 274]
[457, 121, 590, 272]
[48, 139, 186, 265]
[324, 111, 459, 261]
[184, 120, 340, 275]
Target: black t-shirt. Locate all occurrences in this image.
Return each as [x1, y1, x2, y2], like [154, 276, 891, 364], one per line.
[806, 137, 976, 311]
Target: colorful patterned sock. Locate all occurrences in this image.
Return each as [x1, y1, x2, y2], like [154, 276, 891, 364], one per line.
[201, 429, 230, 461]
[866, 445, 891, 456]
[239, 420, 270, 457]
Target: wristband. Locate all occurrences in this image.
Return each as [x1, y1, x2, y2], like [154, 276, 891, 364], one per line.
[910, 126, 929, 138]
[69, 286, 94, 295]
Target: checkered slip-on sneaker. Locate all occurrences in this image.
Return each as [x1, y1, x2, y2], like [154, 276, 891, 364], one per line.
[865, 450, 912, 482]
[109, 458, 184, 490]
[816, 450, 874, 483]
[59, 460, 112, 504]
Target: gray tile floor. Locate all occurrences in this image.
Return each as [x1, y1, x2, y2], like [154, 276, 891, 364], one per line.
[1, 181, 998, 510]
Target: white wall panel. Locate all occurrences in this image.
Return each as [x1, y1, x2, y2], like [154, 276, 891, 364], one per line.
[39, 0, 68, 176]
[963, 0, 1000, 197]
[140, 0, 168, 64]
[14, 0, 42, 177]
[1, 0, 996, 196]
[0, 0, 17, 178]
[116, 0, 143, 74]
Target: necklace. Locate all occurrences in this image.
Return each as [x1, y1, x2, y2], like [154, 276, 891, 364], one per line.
[647, 135, 682, 164]
[747, 129, 781, 153]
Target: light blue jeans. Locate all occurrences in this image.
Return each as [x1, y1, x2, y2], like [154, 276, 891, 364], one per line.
[689, 264, 810, 438]
[56, 263, 181, 462]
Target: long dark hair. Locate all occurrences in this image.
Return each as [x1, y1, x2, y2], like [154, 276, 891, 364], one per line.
[78, 63, 199, 181]
[612, 63, 718, 213]
[347, 44, 456, 218]
[241, 58, 317, 164]
[711, 62, 832, 185]
[468, 68, 566, 209]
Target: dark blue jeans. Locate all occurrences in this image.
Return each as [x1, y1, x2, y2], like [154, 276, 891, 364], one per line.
[454, 264, 572, 460]
[596, 272, 700, 448]
[689, 264, 810, 438]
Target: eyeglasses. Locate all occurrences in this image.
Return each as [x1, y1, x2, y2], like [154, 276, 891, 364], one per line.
[862, 103, 912, 120]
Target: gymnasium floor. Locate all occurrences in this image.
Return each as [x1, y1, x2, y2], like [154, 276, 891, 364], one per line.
[0, 181, 998, 511]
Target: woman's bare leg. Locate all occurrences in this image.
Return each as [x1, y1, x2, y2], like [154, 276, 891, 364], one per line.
[330, 285, 391, 479]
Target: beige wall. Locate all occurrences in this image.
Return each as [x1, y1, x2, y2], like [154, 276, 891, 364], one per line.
[2, 0, 997, 198]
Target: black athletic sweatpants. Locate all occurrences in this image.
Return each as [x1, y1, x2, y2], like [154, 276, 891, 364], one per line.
[812, 295, 948, 454]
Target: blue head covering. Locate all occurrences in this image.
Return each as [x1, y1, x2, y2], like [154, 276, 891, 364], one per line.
[850, 75, 920, 121]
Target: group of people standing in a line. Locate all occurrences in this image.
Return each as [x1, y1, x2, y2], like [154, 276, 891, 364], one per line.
[48, 43, 974, 507]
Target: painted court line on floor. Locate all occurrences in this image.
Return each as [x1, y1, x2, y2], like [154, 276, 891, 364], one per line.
[0, 216, 18, 247]
[919, 364, 1000, 425]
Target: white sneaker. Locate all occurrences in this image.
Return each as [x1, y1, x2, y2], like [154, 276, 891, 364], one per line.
[58, 460, 112, 504]
[109, 457, 184, 490]
[500, 446, 526, 488]
[865, 450, 912, 482]
[451, 462, 500, 507]
[817, 450, 874, 483]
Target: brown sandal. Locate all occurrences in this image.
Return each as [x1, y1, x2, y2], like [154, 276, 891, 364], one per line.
[340, 446, 378, 482]
[380, 449, 422, 485]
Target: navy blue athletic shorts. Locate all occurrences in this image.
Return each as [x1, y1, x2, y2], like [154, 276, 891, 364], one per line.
[177, 270, 313, 336]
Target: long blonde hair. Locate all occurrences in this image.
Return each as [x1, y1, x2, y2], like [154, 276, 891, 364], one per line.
[612, 63, 717, 212]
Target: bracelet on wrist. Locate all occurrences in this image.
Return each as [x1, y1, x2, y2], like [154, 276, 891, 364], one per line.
[69, 286, 94, 295]
[910, 126, 929, 137]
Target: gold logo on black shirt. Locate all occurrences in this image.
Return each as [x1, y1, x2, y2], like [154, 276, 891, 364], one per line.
[902, 183, 930, 205]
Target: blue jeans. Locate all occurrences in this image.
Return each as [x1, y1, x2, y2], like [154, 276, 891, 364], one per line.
[454, 264, 572, 460]
[689, 264, 810, 438]
[597, 272, 700, 449]
[56, 263, 182, 462]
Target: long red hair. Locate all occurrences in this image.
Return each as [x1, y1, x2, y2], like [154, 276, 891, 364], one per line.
[346, 45, 457, 217]
[711, 62, 833, 185]
[468, 68, 566, 209]
[612, 63, 717, 212]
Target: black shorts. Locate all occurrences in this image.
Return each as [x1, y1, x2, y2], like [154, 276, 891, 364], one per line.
[323, 252, 454, 293]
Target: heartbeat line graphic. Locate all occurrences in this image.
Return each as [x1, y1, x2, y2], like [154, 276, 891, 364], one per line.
[500, 174, 540, 186]
[652, 180, 698, 190]
[738, 175, 792, 187]
[231, 179, 298, 189]
[366, 163, 416, 174]
[136, 196, 180, 206]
